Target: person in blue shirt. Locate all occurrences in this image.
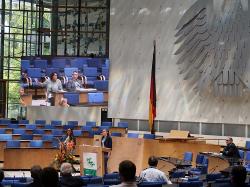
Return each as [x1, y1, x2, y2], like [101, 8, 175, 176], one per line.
[139, 156, 172, 184]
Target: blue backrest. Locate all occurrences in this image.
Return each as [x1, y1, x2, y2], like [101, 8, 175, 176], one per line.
[8, 124, 19, 129]
[179, 181, 203, 187]
[51, 120, 62, 126]
[13, 129, 26, 135]
[0, 134, 12, 141]
[70, 58, 88, 68]
[111, 132, 122, 137]
[35, 120, 46, 125]
[27, 68, 41, 78]
[83, 67, 98, 77]
[42, 134, 54, 141]
[63, 125, 75, 130]
[171, 170, 185, 178]
[64, 67, 78, 77]
[143, 134, 155, 139]
[238, 149, 245, 159]
[0, 119, 11, 124]
[25, 124, 36, 130]
[18, 120, 29, 124]
[6, 140, 20, 148]
[127, 133, 139, 138]
[246, 151, 250, 161]
[52, 129, 64, 136]
[101, 122, 112, 127]
[0, 129, 6, 134]
[206, 173, 222, 182]
[88, 92, 104, 103]
[33, 59, 47, 69]
[94, 80, 109, 91]
[246, 141, 250, 150]
[46, 68, 60, 77]
[118, 122, 128, 128]
[73, 130, 82, 137]
[33, 129, 45, 134]
[51, 58, 67, 69]
[184, 152, 193, 162]
[195, 154, 205, 165]
[82, 126, 93, 131]
[29, 140, 43, 148]
[20, 134, 33, 140]
[67, 121, 78, 126]
[44, 125, 55, 129]
[63, 93, 79, 105]
[86, 121, 96, 127]
[21, 60, 30, 70]
[101, 67, 109, 78]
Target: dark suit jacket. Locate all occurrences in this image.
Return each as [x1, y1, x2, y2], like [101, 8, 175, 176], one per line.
[102, 135, 112, 149]
[27, 181, 43, 187]
[60, 174, 85, 187]
[222, 143, 240, 158]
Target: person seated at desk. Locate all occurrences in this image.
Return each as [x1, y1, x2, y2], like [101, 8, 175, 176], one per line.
[222, 137, 240, 158]
[110, 160, 137, 187]
[139, 156, 172, 184]
[66, 71, 83, 91]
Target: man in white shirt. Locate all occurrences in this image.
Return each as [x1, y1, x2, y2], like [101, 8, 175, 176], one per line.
[139, 156, 172, 184]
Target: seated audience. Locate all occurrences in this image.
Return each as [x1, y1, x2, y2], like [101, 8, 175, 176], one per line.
[0, 169, 4, 187]
[59, 162, 84, 187]
[66, 71, 83, 91]
[139, 156, 172, 184]
[111, 160, 137, 187]
[28, 165, 42, 187]
[221, 165, 247, 187]
[41, 167, 59, 187]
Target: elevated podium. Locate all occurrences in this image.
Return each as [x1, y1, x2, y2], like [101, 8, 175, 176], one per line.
[79, 145, 111, 176]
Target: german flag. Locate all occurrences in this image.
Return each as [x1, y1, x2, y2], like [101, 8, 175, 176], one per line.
[149, 41, 156, 134]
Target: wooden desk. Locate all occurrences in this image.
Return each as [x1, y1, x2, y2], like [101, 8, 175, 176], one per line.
[53, 91, 108, 106]
[4, 148, 58, 169]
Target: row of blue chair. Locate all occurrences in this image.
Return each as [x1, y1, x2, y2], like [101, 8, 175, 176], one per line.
[6, 140, 44, 148]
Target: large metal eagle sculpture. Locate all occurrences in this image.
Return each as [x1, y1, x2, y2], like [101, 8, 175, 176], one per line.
[175, 0, 250, 96]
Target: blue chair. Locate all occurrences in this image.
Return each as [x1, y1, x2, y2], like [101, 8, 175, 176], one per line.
[0, 134, 12, 141]
[83, 67, 98, 77]
[21, 60, 30, 70]
[88, 93, 104, 103]
[82, 126, 93, 131]
[25, 124, 36, 130]
[70, 58, 88, 69]
[143, 134, 155, 139]
[63, 125, 75, 130]
[73, 130, 82, 137]
[8, 124, 19, 129]
[52, 139, 60, 148]
[138, 182, 165, 187]
[35, 120, 46, 125]
[246, 151, 250, 162]
[64, 93, 79, 105]
[52, 129, 64, 136]
[206, 173, 222, 182]
[13, 129, 26, 135]
[102, 67, 109, 78]
[51, 120, 62, 126]
[0, 119, 11, 124]
[46, 68, 60, 77]
[67, 121, 78, 126]
[184, 152, 193, 162]
[0, 129, 6, 134]
[27, 68, 41, 78]
[64, 67, 78, 77]
[44, 125, 55, 129]
[101, 122, 112, 127]
[127, 133, 139, 138]
[33, 129, 45, 135]
[195, 154, 205, 166]
[6, 140, 21, 148]
[20, 134, 33, 140]
[33, 59, 48, 70]
[179, 181, 203, 187]
[170, 170, 185, 179]
[94, 80, 109, 91]
[103, 173, 121, 185]
[118, 122, 128, 128]
[86, 121, 96, 127]
[246, 141, 250, 150]
[18, 120, 29, 124]
[51, 58, 67, 69]
[111, 132, 122, 137]
[239, 150, 245, 159]
[29, 140, 43, 148]
[42, 134, 54, 141]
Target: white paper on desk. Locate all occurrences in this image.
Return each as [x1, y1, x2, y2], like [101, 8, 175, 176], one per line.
[76, 88, 97, 92]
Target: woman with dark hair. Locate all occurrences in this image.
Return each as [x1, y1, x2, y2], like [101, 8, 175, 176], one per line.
[62, 128, 76, 152]
[101, 129, 112, 174]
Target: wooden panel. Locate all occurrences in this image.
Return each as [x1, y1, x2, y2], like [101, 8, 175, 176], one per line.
[4, 148, 59, 169]
[20, 94, 32, 106]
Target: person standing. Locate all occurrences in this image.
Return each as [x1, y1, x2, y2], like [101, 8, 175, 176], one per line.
[101, 129, 112, 174]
